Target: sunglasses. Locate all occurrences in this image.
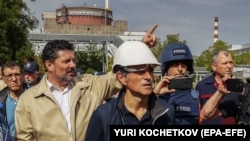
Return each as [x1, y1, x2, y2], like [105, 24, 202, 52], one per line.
[123, 64, 156, 74]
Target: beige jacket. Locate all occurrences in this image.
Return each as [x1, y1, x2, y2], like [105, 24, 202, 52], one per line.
[0, 80, 6, 91]
[15, 72, 121, 141]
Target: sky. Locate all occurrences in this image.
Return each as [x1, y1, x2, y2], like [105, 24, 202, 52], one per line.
[23, 0, 250, 56]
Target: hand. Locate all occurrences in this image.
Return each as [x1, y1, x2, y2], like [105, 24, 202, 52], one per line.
[153, 76, 175, 96]
[141, 24, 158, 48]
[217, 75, 231, 94]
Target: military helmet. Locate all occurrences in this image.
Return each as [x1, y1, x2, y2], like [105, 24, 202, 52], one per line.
[160, 43, 194, 76]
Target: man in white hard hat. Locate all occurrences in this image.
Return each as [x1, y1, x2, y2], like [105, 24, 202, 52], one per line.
[85, 41, 175, 141]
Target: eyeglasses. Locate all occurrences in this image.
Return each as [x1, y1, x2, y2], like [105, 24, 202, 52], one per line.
[123, 64, 156, 74]
[4, 73, 22, 80]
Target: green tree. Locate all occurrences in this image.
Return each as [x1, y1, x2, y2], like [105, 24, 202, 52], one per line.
[234, 51, 250, 65]
[152, 34, 186, 61]
[0, 0, 38, 64]
[212, 40, 231, 54]
[195, 50, 213, 71]
[151, 38, 164, 61]
[75, 44, 103, 74]
[107, 57, 113, 72]
[163, 34, 186, 46]
[195, 40, 233, 71]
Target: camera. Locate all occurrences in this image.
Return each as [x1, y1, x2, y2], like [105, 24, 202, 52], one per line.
[225, 78, 244, 92]
[168, 77, 193, 90]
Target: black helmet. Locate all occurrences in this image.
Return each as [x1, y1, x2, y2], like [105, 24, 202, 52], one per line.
[160, 43, 194, 76]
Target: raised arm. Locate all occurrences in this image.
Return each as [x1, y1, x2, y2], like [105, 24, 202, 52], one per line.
[200, 77, 230, 120]
[141, 24, 158, 48]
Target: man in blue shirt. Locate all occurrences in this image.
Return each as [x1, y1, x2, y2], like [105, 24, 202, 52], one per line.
[0, 61, 27, 140]
[196, 50, 239, 124]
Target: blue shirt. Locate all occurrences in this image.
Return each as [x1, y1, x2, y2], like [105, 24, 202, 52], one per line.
[6, 94, 17, 137]
[196, 74, 239, 124]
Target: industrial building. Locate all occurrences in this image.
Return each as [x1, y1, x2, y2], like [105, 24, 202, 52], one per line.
[28, 4, 250, 79]
[29, 0, 146, 72]
[42, 3, 128, 35]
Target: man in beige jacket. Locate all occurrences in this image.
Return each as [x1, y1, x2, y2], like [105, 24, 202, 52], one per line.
[15, 24, 158, 141]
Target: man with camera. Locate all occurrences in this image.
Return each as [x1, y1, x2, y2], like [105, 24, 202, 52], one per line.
[196, 50, 243, 125]
[153, 43, 200, 125]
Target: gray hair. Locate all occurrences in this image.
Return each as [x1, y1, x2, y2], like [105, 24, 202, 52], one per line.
[212, 50, 231, 63]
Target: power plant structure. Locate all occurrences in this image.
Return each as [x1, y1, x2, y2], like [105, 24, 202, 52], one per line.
[42, 0, 127, 35]
[29, 0, 146, 72]
[212, 16, 250, 56]
[31, 3, 250, 78]
[213, 16, 219, 44]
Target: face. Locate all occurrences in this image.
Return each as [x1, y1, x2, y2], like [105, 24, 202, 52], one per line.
[46, 50, 76, 85]
[212, 51, 233, 78]
[3, 66, 24, 92]
[166, 61, 188, 77]
[24, 71, 40, 85]
[117, 64, 155, 96]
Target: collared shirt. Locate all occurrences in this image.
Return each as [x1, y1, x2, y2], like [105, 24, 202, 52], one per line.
[118, 93, 152, 125]
[196, 74, 238, 124]
[120, 105, 152, 125]
[46, 79, 72, 132]
[6, 94, 17, 138]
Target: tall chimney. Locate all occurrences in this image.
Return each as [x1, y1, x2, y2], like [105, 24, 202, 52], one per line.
[105, 0, 109, 9]
[214, 17, 219, 44]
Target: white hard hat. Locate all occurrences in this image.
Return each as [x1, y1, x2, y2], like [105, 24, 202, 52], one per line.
[112, 41, 160, 72]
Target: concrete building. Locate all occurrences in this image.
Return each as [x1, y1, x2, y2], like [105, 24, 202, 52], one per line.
[29, 9, 250, 79]
[28, 1, 147, 72]
[41, 3, 127, 35]
[32, 1, 149, 58]
[228, 43, 250, 55]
